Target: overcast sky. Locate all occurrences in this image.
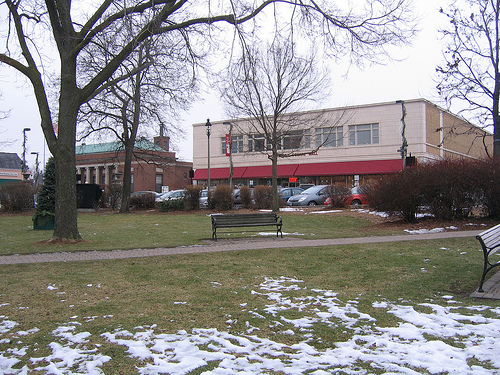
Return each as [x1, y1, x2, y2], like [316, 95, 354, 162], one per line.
[0, 0, 448, 169]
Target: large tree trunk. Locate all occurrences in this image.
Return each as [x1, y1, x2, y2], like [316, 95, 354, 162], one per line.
[52, 109, 81, 240]
[51, 55, 81, 240]
[119, 143, 134, 213]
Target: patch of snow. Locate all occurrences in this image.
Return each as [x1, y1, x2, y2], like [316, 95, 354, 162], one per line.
[404, 227, 446, 234]
[1, 278, 500, 374]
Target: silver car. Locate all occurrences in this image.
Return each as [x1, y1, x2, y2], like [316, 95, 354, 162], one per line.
[199, 189, 209, 209]
[156, 189, 186, 202]
[286, 185, 330, 206]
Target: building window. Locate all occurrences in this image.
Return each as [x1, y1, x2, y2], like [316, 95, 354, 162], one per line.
[155, 174, 163, 193]
[131, 174, 134, 192]
[316, 127, 343, 148]
[349, 124, 379, 145]
[221, 135, 244, 154]
[249, 134, 266, 152]
[282, 130, 310, 150]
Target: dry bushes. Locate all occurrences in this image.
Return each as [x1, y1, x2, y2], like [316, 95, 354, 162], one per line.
[370, 158, 500, 222]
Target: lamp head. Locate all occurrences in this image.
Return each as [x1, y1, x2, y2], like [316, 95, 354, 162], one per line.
[205, 119, 212, 136]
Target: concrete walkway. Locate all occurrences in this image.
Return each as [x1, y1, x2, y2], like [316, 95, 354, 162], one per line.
[1, 229, 498, 299]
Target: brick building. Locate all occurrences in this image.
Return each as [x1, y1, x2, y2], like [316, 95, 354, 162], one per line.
[75, 136, 192, 192]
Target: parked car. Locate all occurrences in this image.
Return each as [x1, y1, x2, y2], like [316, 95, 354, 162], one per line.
[131, 191, 161, 200]
[199, 189, 209, 209]
[156, 189, 186, 202]
[298, 184, 315, 190]
[323, 186, 369, 206]
[287, 185, 330, 206]
[129, 191, 160, 209]
[279, 187, 304, 203]
[233, 189, 242, 205]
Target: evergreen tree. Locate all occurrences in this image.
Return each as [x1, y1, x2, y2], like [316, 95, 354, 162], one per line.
[36, 157, 56, 214]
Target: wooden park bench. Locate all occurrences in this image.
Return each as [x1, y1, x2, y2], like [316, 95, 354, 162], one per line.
[211, 213, 283, 241]
[476, 223, 500, 292]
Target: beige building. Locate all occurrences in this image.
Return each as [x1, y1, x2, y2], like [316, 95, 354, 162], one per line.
[192, 99, 493, 187]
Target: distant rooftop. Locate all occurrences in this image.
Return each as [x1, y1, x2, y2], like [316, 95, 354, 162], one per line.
[76, 139, 166, 155]
[0, 152, 22, 170]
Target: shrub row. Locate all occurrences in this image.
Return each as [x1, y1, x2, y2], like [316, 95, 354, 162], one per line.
[369, 158, 500, 222]
[155, 184, 275, 212]
[0, 181, 35, 212]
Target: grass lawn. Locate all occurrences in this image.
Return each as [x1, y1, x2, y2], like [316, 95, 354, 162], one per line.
[0, 208, 394, 255]
[0, 209, 499, 373]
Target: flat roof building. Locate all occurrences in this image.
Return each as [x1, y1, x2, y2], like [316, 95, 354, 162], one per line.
[192, 99, 492, 188]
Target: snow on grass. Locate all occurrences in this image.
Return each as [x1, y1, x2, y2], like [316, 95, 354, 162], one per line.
[404, 226, 460, 235]
[1, 277, 500, 374]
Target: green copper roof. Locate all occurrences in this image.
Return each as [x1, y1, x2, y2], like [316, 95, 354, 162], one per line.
[76, 140, 166, 155]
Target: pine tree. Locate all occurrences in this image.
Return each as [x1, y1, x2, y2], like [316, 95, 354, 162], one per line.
[35, 157, 56, 214]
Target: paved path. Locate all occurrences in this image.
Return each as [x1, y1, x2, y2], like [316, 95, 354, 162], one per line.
[1, 229, 498, 299]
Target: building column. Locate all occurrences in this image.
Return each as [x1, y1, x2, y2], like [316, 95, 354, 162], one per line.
[104, 165, 111, 186]
[95, 166, 101, 185]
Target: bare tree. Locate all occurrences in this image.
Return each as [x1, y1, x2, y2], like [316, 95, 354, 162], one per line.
[78, 36, 197, 213]
[0, 0, 416, 240]
[0, 93, 14, 149]
[221, 36, 333, 211]
[436, 0, 500, 157]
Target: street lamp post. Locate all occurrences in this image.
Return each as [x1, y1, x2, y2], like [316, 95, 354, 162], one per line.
[205, 119, 212, 196]
[22, 128, 31, 179]
[223, 121, 234, 188]
[31, 151, 39, 187]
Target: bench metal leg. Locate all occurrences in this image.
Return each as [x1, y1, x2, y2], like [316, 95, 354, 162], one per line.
[277, 225, 283, 238]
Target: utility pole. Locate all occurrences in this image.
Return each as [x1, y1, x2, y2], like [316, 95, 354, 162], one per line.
[31, 151, 39, 187]
[22, 127, 31, 179]
[205, 119, 212, 196]
[396, 100, 408, 168]
[223, 121, 234, 188]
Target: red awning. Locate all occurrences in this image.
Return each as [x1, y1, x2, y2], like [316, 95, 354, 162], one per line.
[242, 164, 299, 178]
[193, 167, 247, 180]
[194, 159, 402, 180]
[294, 159, 403, 176]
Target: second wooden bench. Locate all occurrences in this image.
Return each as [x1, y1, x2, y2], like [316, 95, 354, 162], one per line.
[211, 213, 283, 241]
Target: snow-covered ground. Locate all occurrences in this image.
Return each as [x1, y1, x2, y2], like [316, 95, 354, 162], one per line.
[1, 277, 499, 374]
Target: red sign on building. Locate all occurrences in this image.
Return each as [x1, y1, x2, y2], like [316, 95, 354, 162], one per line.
[225, 134, 231, 156]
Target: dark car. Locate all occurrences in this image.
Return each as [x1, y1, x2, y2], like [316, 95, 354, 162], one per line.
[298, 184, 315, 190]
[279, 187, 304, 203]
[287, 185, 330, 206]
